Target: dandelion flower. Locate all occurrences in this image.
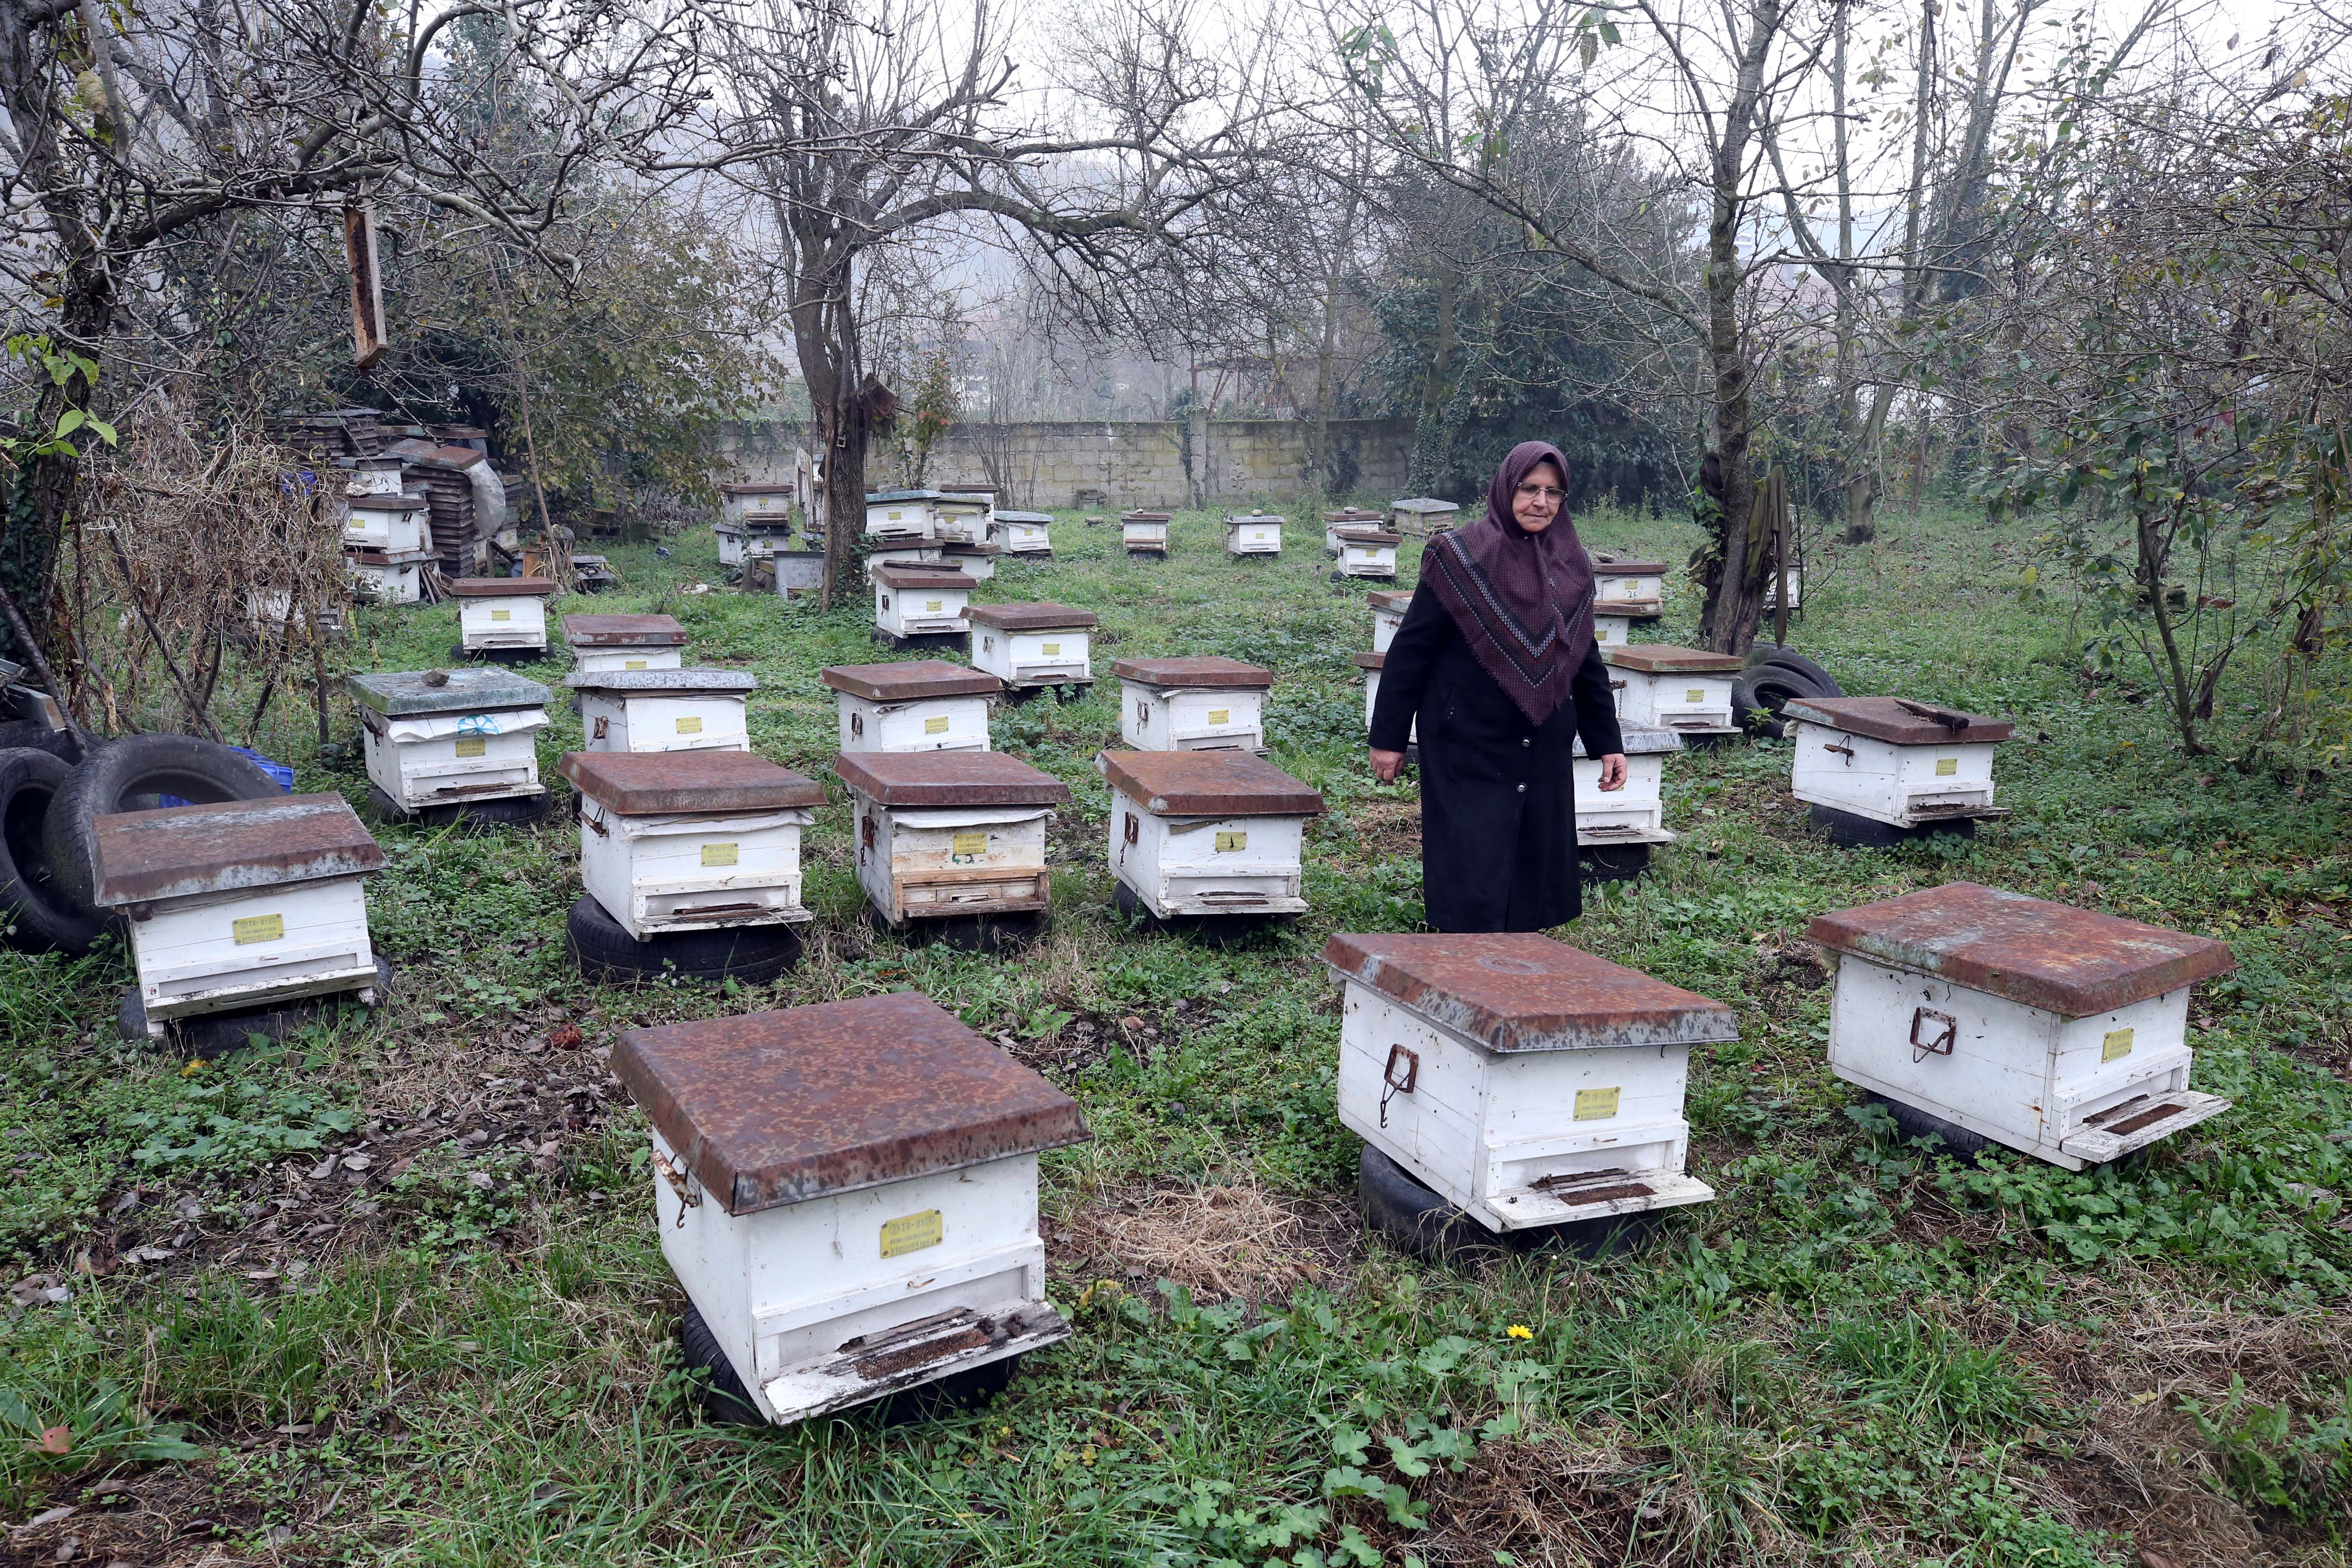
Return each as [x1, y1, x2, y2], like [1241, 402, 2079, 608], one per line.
[1506, 1324, 1534, 1340]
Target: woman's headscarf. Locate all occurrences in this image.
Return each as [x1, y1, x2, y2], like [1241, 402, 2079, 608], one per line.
[1418, 441, 1598, 728]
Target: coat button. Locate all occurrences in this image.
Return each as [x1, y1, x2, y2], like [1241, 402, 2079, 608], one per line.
[1522, 737, 1531, 748]
[1516, 783, 1526, 793]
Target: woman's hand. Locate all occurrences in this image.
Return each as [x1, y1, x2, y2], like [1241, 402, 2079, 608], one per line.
[1597, 753, 1628, 791]
[1369, 748, 1407, 783]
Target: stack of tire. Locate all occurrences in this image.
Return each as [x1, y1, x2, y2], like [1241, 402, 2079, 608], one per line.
[1732, 645, 1844, 739]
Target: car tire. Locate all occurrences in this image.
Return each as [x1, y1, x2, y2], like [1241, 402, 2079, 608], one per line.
[1867, 1092, 1995, 1157]
[368, 782, 554, 830]
[0, 719, 78, 762]
[0, 748, 108, 955]
[41, 735, 283, 914]
[119, 956, 394, 1057]
[566, 895, 803, 985]
[679, 1301, 767, 1427]
[1754, 645, 1841, 694]
[1357, 1145, 1656, 1265]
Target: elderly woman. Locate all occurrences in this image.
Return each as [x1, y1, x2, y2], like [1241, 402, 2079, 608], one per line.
[1368, 442, 1627, 934]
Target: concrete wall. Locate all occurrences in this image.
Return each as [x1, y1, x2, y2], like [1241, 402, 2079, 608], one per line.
[722, 416, 1418, 509]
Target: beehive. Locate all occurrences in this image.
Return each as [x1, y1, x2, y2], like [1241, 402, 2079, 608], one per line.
[715, 518, 793, 568]
[569, 668, 755, 754]
[823, 660, 1002, 754]
[613, 992, 1089, 1425]
[1324, 932, 1731, 1232]
[864, 544, 946, 581]
[1101, 750, 1323, 919]
[1808, 882, 2237, 1168]
[450, 576, 555, 654]
[349, 668, 552, 816]
[1764, 565, 1803, 613]
[1784, 696, 2012, 832]
[872, 566, 975, 643]
[771, 551, 826, 599]
[1121, 510, 1170, 557]
[340, 455, 405, 496]
[1225, 511, 1284, 556]
[1388, 497, 1459, 537]
[1573, 723, 1678, 849]
[1333, 526, 1401, 580]
[1602, 645, 1743, 737]
[991, 509, 1054, 556]
[941, 542, 1001, 582]
[1114, 657, 1271, 752]
[345, 549, 426, 605]
[93, 794, 386, 1035]
[1591, 614, 1633, 651]
[1352, 652, 1416, 746]
[932, 494, 993, 545]
[1325, 507, 1384, 554]
[563, 613, 687, 674]
[719, 481, 795, 528]
[341, 490, 430, 554]
[970, 604, 1097, 691]
[835, 750, 1069, 930]
[1592, 559, 1667, 618]
[865, 489, 943, 542]
[1369, 589, 1412, 653]
[561, 750, 824, 941]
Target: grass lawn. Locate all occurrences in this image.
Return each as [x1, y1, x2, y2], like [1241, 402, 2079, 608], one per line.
[5, 499, 2351, 1566]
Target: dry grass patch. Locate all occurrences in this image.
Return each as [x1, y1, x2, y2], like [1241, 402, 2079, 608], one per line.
[1053, 1178, 1363, 1306]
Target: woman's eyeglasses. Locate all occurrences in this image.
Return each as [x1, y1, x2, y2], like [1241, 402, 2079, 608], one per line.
[1514, 484, 1567, 503]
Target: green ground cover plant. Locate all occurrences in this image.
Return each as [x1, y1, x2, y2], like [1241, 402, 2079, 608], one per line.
[3, 500, 2349, 1564]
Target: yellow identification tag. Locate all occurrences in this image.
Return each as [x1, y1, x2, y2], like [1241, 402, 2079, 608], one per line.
[1042, 642, 1060, 656]
[490, 608, 511, 622]
[1686, 688, 1706, 704]
[887, 510, 902, 521]
[1597, 625, 1613, 642]
[454, 735, 487, 759]
[675, 716, 703, 735]
[1207, 709, 1230, 725]
[952, 831, 988, 857]
[1215, 830, 1248, 852]
[701, 843, 738, 867]
[926, 599, 944, 612]
[1936, 757, 1959, 776]
[232, 913, 284, 946]
[2102, 1027, 2134, 1062]
[925, 715, 950, 735]
[625, 659, 647, 671]
[1574, 1087, 1622, 1121]
[880, 1209, 942, 1258]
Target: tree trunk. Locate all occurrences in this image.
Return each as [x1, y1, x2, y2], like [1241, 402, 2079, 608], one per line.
[1409, 266, 1460, 493]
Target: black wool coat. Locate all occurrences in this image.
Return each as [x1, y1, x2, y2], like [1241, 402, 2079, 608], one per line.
[1368, 582, 1625, 933]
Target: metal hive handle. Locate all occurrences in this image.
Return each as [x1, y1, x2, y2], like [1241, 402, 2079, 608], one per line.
[1911, 1007, 1958, 1063]
[1379, 1044, 1420, 1127]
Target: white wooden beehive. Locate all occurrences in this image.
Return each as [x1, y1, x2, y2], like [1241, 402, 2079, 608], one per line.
[1573, 723, 1678, 847]
[834, 750, 1069, 930]
[1326, 507, 1384, 555]
[823, 660, 1001, 754]
[615, 992, 1090, 1425]
[991, 510, 1054, 556]
[1602, 645, 1743, 736]
[340, 456, 405, 496]
[865, 489, 943, 542]
[932, 495, 992, 545]
[863, 544, 946, 582]
[872, 566, 975, 640]
[92, 794, 386, 1033]
[1121, 510, 1170, 555]
[1334, 527, 1401, 580]
[941, 543, 1000, 582]
[562, 750, 823, 940]
[346, 554, 424, 605]
[1809, 882, 2237, 1169]
[1325, 932, 1732, 1232]
[1784, 696, 2011, 829]
[1592, 559, 1667, 617]
[1764, 565, 1803, 612]
[1114, 657, 1271, 752]
[1101, 749, 1323, 919]
[1591, 614, 1633, 651]
[451, 576, 555, 653]
[1224, 512, 1284, 556]
[1369, 590, 1411, 653]
[720, 482, 795, 528]
[562, 613, 688, 674]
[1352, 652, 1416, 744]
[349, 668, 552, 814]
[970, 603, 1097, 691]
[568, 668, 755, 755]
[341, 491, 430, 554]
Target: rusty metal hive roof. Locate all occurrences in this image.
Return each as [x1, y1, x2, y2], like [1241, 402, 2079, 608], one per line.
[1353, 651, 1385, 671]
[1782, 695, 2017, 745]
[1602, 645, 1744, 674]
[1368, 590, 1414, 613]
[1098, 750, 1324, 817]
[872, 565, 977, 590]
[348, 667, 550, 717]
[561, 613, 686, 647]
[447, 576, 556, 598]
[1224, 512, 1288, 524]
[1327, 508, 1385, 522]
[1335, 527, 1403, 546]
[967, 602, 1098, 631]
[1592, 558, 1669, 575]
[833, 749, 1071, 807]
[1110, 656, 1273, 690]
[92, 793, 386, 907]
[617, 992, 1090, 1214]
[1806, 881, 2236, 1016]
[559, 750, 826, 814]
[1323, 933, 1736, 1053]
[719, 481, 795, 495]
[1119, 510, 1173, 523]
[822, 660, 1003, 702]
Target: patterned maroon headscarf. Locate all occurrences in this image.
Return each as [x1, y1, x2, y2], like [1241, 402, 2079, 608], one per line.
[1419, 441, 1598, 728]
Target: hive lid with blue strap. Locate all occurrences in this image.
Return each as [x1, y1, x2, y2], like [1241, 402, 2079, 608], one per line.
[347, 667, 551, 718]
